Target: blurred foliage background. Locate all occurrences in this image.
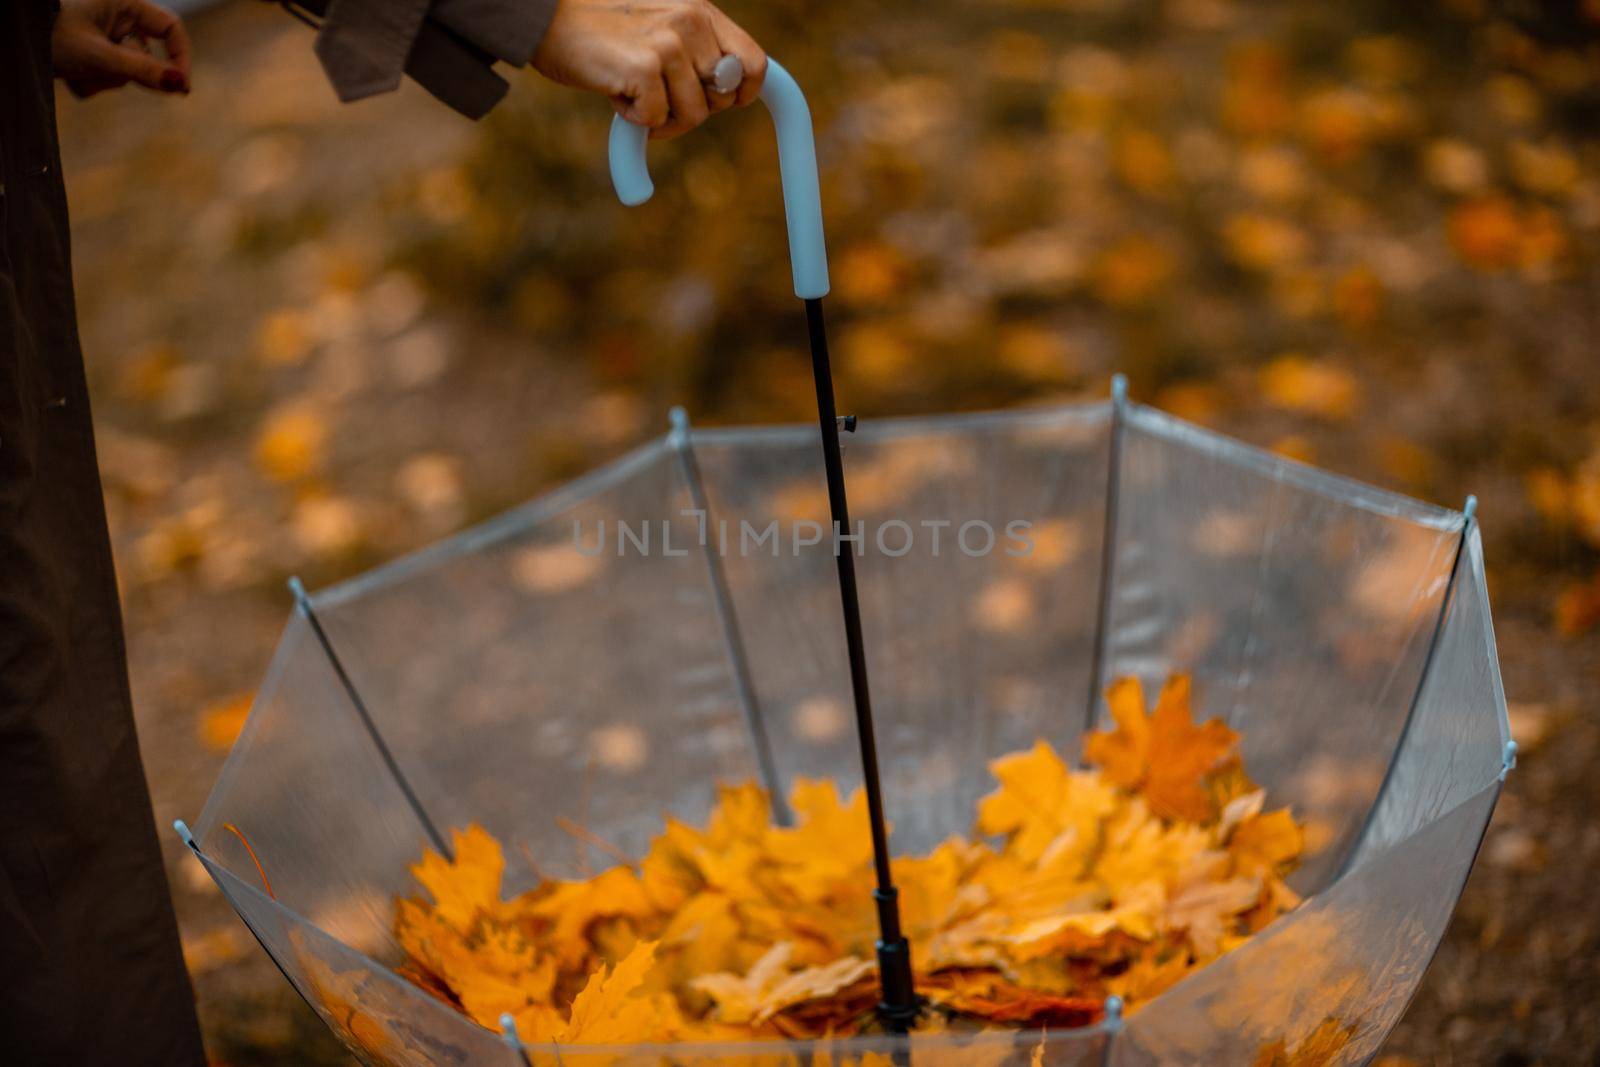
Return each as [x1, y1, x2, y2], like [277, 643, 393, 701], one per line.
[54, 0, 1598, 1061]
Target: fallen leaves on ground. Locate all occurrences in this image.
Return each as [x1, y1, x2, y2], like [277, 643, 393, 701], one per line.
[197, 693, 254, 753]
[1257, 354, 1362, 422]
[1554, 570, 1600, 637]
[383, 674, 1304, 1046]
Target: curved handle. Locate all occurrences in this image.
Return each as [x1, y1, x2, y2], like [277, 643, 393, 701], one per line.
[608, 58, 830, 300]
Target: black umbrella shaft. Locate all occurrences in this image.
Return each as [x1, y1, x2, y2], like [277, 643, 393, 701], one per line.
[804, 297, 918, 1032]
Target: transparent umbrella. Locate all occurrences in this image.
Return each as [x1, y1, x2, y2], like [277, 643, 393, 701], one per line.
[178, 60, 1514, 1067]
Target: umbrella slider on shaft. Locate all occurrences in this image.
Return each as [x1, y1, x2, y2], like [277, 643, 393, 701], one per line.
[874, 887, 923, 1030]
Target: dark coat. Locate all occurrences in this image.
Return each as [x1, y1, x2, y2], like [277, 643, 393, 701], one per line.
[0, 2, 207, 1064]
[1, 2, 547, 1061]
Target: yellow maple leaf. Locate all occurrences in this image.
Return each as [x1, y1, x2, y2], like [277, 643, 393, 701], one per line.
[768, 779, 877, 900]
[706, 781, 776, 845]
[895, 836, 995, 964]
[1006, 898, 1159, 960]
[560, 940, 676, 1043]
[655, 891, 749, 998]
[694, 942, 875, 1025]
[1165, 875, 1261, 959]
[409, 824, 504, 931]
[1229, 809, 1305, 878]
[532, 865, 656, 967]
[1093, 797, 1211, 902]
[977, 740, 1118, 866]
[970, 852, 1102, 940]
[642, 783, 776, 909]
[393, 896, 557, 1032]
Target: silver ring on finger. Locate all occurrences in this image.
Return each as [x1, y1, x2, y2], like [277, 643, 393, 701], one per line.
[704, 53, 744, 96]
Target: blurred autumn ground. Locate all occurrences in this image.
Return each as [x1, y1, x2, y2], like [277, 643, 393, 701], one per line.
[54, 0, 1598, 1062]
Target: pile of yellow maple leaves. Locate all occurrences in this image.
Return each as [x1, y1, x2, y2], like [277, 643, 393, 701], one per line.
[392, 674, 1304, 1044]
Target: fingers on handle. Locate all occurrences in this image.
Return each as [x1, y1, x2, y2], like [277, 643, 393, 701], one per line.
[653, 43, 709, 140]
[678, 4, 733, 114]
[617, 48, 670, 129]
[705, 3, 766, 107]
[620, 2, 766, 135]
[678, 4, 723, 78]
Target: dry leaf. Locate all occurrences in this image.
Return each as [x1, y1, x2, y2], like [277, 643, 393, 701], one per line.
[1084, 675, 1240, 822]
[198, 693, 253, 753]
[254, 405, 328, 484]
[385, 675, 1305, 1045]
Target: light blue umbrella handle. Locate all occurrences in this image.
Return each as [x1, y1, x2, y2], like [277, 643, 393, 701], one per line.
[607, 58, 830, 300]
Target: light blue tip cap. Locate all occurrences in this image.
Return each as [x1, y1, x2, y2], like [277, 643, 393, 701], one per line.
[287, 575, 309, 605]
[1111, 374, 1129, 405]
[1501, 739, 1518, 779]
[498, 1012, 520, 1047]
[1105, 994, 1124, 1026]
[1463, 494, 1478, 521]
[668, 405, 690, 435]
[173, 819, 195, 848]
[608, 59, 829, 300]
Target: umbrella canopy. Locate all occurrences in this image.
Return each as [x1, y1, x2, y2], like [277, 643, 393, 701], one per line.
[182, 390, 1512, 1065]
[180, 55, 1510, 1067]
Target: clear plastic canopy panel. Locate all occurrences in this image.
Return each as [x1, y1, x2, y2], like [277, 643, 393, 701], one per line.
[191, 397, 1511, 1065]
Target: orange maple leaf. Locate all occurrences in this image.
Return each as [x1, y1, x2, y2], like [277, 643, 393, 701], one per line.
[1084, 674, 1240, 822]
[920, 969, 1103, 1029]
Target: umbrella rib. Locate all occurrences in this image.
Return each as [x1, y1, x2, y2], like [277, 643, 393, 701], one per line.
[174, 824, 345, 1049]
[1331, 496, 1476, 882]
[803, 297, 918, 1033]
[1084, 375, 1129, 748]
[668, 408, 793, 827]
[1099, 994, 1125, 1064]
[289, 577, 453, 861]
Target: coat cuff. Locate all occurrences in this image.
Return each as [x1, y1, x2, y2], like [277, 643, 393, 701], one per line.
[404, 21, 512, 120]
[309, 0, 558, 119]
[313, 0, 432, 103]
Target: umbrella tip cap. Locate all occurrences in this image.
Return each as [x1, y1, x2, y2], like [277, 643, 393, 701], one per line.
[287, 575, 309, 606]
[1501, 740, 1518, 779]
[173, 820, 195, 848]
[498, 1013, 520, 1047]
[668, 406, 691, 445]
[1111, 374, 1129, 405]
[1105, 995, 1124, 1028]
[1463, 495, 1478, 521]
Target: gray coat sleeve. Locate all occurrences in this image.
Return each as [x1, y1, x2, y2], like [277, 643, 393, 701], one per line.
[302, 0, 558, 119]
